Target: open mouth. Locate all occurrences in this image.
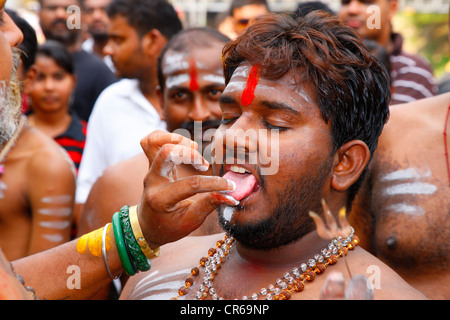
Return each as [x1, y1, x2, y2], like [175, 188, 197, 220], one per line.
[222, 165, 260, 203]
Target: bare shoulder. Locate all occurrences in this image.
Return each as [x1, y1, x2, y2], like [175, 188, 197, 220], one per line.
[375, 93, 450, 157]
[101, 152, 148, 185]
[93, 152, 147, 200]
[384, 93, 450, 135]
[347, 248, 427, 300]
[120, 233, 225, 300]
[20, 127, 75, 175]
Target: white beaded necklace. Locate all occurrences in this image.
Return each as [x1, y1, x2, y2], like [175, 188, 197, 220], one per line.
[176, 228, 358, 300]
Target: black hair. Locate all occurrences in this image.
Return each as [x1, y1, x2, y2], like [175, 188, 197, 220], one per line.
[7, 9, 38, 73]
[223, 12, 391, 208]
[36, 40, 75, 75]
[294, 1, 335, 17]
[106, 0, 182, 39]
[38, 0, 83, 9]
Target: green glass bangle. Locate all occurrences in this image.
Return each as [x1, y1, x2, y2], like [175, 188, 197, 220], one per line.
[119, 206, 151, 272]
[112, 211, 136, 276]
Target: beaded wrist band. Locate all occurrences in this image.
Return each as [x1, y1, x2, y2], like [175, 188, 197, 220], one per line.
[118, 206, 151, 272]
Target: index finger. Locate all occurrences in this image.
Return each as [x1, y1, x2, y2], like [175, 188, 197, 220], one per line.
[140, 130, 199, 166]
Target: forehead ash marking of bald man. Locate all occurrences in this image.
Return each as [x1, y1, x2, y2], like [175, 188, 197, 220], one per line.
[163, 52, 189, 75]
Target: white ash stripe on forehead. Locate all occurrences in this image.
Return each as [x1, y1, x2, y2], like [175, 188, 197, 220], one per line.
[231, 65, 251, 79]
[224, 81, 246, 93]
[166, 74, 225, 89]
[163, 53, 220, 76]
[227, 68, 311, 104]
[37, 207, 72, 218]
[166, 74, 190, 88]
[202, 74, 225, 84]
[226, 81, 287, 93]
[225, 81, 308, 106]
[163, 53, 189, 75]
[41, 195, 72, 204]
[293, 87, 310, 103]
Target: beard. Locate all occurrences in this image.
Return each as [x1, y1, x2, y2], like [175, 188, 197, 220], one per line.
[42, 19, 80, 47]
[218, 156, 333, 250]
[0, 49, 23, 147]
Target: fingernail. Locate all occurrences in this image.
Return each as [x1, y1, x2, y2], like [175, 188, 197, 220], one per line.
[227, 179, 236, 192]
[194, 163, 209, 172]
[219, 179, 236, 193]
[309, 211, 319, 219]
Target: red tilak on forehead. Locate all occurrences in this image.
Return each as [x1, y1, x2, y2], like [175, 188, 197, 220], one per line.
[241, 65, 261, 106]
[189, 59, 199, 92]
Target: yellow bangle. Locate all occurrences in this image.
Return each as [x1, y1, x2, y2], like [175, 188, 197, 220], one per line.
[129, 205, 160, 259]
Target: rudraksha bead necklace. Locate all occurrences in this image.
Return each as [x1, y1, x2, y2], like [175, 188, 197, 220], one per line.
[175, 229, 359, 300]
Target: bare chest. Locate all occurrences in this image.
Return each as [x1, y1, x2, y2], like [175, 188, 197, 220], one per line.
[369, 154, 450, 271]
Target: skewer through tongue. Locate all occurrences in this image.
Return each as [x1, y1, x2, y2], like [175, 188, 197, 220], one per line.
[223, 170, 257, 201]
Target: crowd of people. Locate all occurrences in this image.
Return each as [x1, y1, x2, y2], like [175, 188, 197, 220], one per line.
[0, 0, 448, 301]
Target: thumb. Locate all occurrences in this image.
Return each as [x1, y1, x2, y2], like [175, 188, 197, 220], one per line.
[320, 272, 346, 300]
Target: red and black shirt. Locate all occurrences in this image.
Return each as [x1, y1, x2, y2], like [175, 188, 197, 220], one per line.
[54, 112, 87, 173]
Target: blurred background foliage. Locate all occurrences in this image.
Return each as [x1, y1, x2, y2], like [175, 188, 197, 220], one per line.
[394, 10, 449, 80]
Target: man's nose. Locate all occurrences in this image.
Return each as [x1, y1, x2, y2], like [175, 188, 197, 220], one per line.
[222, 116, 258, 155]
[188, 96, 212, 122]
[4, 12, 24, 48]
[346, 0, 364, 14]
[103, 39, 114, 56]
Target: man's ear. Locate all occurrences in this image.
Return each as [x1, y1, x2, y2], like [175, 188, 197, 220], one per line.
[156, 85, 165, 120]
[331, 140, 370, 191]
[141, 29, 166, 56]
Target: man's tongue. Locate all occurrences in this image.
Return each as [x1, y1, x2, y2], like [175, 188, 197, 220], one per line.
[223, 171, 257, 201]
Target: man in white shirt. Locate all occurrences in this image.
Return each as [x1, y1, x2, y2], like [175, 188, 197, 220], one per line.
[75, 0, 182, 223]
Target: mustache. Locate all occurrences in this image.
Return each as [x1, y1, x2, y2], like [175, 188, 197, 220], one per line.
[52, 18, 68, 27]
[179, 119, 222, 132]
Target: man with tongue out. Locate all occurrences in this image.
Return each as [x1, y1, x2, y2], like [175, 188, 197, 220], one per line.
[119, 12, 426, 300]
